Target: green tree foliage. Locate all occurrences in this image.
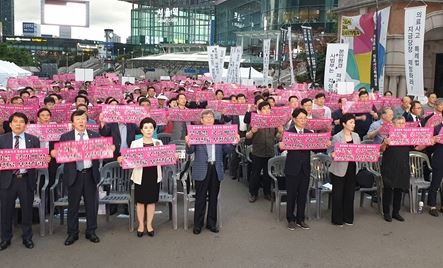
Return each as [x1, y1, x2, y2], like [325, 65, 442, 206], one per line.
[0, 43, 36, 66]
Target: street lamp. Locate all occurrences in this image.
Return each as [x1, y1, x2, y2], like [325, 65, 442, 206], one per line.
[131, 51, 134, 59]
[123, 47, 126, 56]
[117, 48, 120, 57]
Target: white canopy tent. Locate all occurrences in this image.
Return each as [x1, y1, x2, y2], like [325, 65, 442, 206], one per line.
[204, 67, 272, 86]
[0, 60, 32, 87]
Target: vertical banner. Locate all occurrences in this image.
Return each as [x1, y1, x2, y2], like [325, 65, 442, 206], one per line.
[370, 9, 379, 92]
[324, 43, 349, 92]
[301, 26, 317, 82]
[404, 6, 426, 97]
[263, 39, 271, 86]
[341, 12, 375, 91]
[287, 27, 295, 85]
[227, 46, 243, 84]
[375, 7, 391, 94]
[208, 46, 225, 83]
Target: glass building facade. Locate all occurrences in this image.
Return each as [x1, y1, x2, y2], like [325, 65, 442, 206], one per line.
[122, 0, 215, 45]
[215, 0, 338, 46]
[0, 0, 14, 36]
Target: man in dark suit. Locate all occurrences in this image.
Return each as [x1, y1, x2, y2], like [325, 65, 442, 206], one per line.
[427, 119, 443, 217]
[0, 112, 40, 250]
[185, 109, 235, 235]
[404, 101, 423, 125]
[98, 117, 139, 162]
[52, 110, 102, 246]
[279, 108, 316, 231]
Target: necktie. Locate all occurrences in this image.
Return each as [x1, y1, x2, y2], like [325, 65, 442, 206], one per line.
[415, 117, 419, 122]
[76, 133, 85, 171]
[13, 136, 20, 175]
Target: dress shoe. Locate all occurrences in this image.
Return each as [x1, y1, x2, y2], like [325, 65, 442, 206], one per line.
[429, 208, 439, 217]
[392, 214, 405, 222]
[231, 176, 237, 180]
[264, 194, 272, 201]
[64, 235, 79, 246]
[147, 230, 155, 237]
[384, 215, 392, 222]
[248, 195, 257, 203]
[296, 221, 310, 230]
[344, 222, 353, 226]
[85, 233, 100, 243]
[206, 226, 219, 233]
[287, 221, 297, 231]
[193, 227, 201, 235]
[22, 239, 34, 249]
[136, 231, 144, 238]
[0, 240, 11, 251]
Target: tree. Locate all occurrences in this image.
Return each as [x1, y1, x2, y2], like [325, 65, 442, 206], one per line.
[0, 43, 36, 66]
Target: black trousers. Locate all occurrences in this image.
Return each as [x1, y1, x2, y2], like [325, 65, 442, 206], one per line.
[194, 164, 220, 229]
[229, 151, 240, 178]
[0, 175, 34, 241]
[285, 172, 309, 223]
[428, 167, 443, 207]
[67, 170, 98, 236]
[330, 166, 356, 225]
[383, 187, 403, 216]
[249, 155, 271, 197]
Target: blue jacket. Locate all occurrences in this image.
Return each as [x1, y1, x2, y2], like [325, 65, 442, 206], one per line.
[186, 144, 233, 181]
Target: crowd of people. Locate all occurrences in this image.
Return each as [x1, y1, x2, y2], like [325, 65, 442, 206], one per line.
[0, 77, 442, 251]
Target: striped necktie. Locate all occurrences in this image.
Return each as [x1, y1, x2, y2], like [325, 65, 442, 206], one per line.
[13, 136, 20, 175]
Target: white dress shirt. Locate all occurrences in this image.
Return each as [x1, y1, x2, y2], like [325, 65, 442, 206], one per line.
[12, 132, 27, 174]
[75, 129, 92, 169]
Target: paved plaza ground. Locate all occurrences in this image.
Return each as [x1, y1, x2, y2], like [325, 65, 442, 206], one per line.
[2, 176, 443, 268]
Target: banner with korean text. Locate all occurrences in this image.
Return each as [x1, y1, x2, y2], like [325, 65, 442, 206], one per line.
[324, 43, 349, 92]
[120, 144, 177, 169]
[54, 137, 114, 163]
[302, 26, 317, 82]
[0, 148, 49, 170]
[404, 6, 426, 97]
[263, 39, 271, 86]
[187, 125, 239, 145]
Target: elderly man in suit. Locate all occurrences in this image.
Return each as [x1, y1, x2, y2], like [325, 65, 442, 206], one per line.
[185, 109, 236, 235]
[0, 112, 40, 250]
[51, 110, 105, 246]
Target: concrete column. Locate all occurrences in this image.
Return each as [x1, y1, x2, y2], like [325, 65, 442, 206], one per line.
[388, 75, 399, 96]
[398, 76, 407, 97]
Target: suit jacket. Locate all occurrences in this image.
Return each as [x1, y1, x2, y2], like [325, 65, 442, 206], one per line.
[328, 130, 361, 177]
[99, 122, 139, 159]
[284, 127, 313, 177]
[431, 124, 443, 170]
[59, 130, 101, 187]
[129, 138, 163, 185]
[187, 143, 233, 181]
[0, 132, 40, 190]
[421, 112, 435, 127]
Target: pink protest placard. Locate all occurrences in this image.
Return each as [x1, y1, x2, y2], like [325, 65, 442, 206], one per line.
[147, 109, 168, 126]
[101, 105, 148, 124]
[343, 101, 374, 114]
[87, 124, 100, 132]
[121, 144, 177, 169]
[425, 114, 442, 128]
[306, 119, 332, 131]
[378, 122, 392, 136]
[220, 102, 249, 116]
[26, 124, 70, 142]
[312, 108, 325, 119]
[54, 137, 114, 163]
[372, 100, 384, 111]
[187, 125, 239, 144]
[195, 91, 216, 101]
[50, 107, 71, 123]
[333, 144, 380, 162]
[0, 105, 38, 122]
[388, 127, 433, 146]
[168, 109, 203, 122]
[405, 121, 420, 128]
[282, 132, 331, 150]
[250, 113, 287, 129]
[272, 106, 292, 117]
[382, 97, 402, 108]
[207, 100, 225, 112]
[23, 97, 40, 106]
[88, 105, 102, 121]
[0, 148, 49, 170]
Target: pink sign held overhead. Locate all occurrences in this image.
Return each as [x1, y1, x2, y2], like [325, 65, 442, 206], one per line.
[187, 125, 239, 144]
[343, 101, 374, 114]
[0, 148, 49, 170]
[50, 107, 71, 123]
[282, 132, 331, 150]
[220, 102, 249, 116]
[120, 144, 177, 169]
[305, 119, 332, 131]
[168, 109, 203, 122]
[405, 121, 420, 128]
[312, 108, 325, 119]
[101, 105, 148, 124]
[250, 113, 287, 129]
[54, 137, 114, 163]
[0, 105, 38, 122]
[333, 144, 380, 163]
[425, 114, 442, 128]
[26, 124, 71, 142]
[146, 109, 168, 126]
[388, 127, 434, 146]
[378, 122, 393, 136]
